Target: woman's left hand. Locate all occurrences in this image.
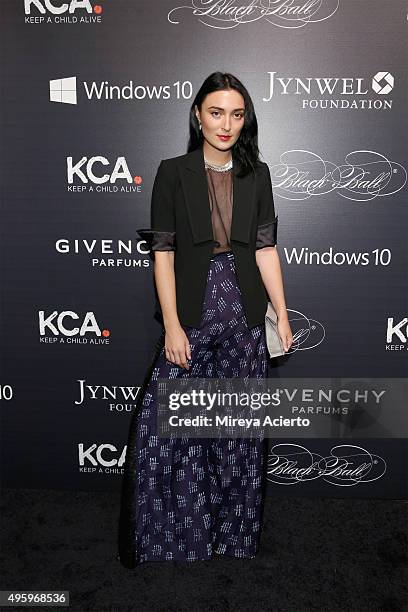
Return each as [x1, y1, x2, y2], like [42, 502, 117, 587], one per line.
[277, 315, 293, 352]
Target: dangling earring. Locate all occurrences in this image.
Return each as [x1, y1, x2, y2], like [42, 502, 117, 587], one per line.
[198, 122, 202, 130]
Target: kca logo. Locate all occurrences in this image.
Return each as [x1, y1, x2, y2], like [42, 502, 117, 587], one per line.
[25, 0, 97, 15]
[67, 156, 137, 184]
[39, 310, 109, 337]
[78, 443, 126, 467]
[386, 317, 407, 350]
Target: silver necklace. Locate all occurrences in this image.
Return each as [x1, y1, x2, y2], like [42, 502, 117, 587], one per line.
[204, 157, 233, 172]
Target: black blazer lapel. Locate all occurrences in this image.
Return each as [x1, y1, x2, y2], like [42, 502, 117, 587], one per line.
[177, 145, 256, 245]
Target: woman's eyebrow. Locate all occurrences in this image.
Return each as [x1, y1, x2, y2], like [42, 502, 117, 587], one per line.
[207, 105, 245, 112]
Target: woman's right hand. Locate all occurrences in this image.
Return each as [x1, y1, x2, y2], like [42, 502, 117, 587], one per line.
[164, 324, 192, 369]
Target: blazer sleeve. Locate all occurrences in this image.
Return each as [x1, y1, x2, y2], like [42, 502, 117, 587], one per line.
[256, 162, 278, 250]
[136, 160, 176, 257]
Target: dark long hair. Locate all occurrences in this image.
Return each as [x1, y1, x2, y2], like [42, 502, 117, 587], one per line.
[187, 72, 261, 177]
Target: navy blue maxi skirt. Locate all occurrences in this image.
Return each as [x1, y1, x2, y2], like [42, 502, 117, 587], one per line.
[118, 250, 268, 567]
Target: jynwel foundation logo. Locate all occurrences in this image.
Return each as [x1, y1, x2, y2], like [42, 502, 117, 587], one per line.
[263, 71, 396, 110]
[74, 379, 140, 412]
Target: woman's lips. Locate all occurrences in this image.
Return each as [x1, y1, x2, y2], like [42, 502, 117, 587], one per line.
[218, 135, 232, 141]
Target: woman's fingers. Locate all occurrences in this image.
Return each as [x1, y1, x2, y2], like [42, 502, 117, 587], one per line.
[165, 347, 189, 369]
[176, 349, 190, 369]
[164, 329, 191, 369]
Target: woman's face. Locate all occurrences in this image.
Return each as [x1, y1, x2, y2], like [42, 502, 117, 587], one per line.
[195, 89, 245, 153]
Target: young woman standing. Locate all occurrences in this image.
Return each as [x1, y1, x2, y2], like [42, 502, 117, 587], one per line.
[118, 72, 293, 568]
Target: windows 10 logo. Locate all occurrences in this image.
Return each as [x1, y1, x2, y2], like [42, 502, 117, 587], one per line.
[50, 77, 77, 104]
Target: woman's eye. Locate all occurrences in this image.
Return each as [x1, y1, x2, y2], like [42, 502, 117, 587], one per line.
[211, 112, 244, 118]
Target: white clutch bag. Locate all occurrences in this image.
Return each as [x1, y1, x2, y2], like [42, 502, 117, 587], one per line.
[265, 301, 286, 358]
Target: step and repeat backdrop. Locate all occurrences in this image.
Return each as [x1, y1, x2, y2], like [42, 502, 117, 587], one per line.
[1, 1, 407, 498]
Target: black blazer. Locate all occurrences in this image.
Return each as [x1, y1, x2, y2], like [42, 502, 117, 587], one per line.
[137, 144, 278, 329]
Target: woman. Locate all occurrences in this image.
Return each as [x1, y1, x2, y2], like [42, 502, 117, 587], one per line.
[118, 72, 293, 568]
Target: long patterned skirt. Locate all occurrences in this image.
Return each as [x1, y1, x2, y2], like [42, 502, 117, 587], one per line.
[118, 250, 268, 567]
